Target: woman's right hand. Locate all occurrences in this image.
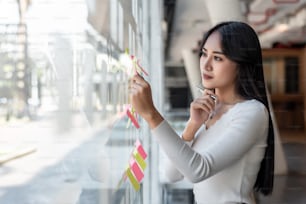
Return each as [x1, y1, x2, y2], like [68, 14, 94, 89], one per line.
[130, 74, 164, 129]
[189, 89, 216, 126]
[181, 89, 216, 141]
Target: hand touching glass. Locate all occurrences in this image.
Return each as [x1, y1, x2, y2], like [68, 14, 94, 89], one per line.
[129, 74, 163, 129]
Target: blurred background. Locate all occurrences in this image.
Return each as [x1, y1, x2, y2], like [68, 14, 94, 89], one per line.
[0, 0, 305, 204]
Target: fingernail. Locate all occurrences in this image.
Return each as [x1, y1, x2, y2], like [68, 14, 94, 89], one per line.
[210, 95, 216, 101]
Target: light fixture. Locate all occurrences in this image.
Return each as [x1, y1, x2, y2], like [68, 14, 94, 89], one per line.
[276, 23, 289, 32]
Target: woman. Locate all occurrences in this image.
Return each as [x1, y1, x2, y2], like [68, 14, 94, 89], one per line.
[130, 21, 274, 204]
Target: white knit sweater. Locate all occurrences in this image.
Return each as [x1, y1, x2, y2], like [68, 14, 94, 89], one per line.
[152, 99, 269, 204]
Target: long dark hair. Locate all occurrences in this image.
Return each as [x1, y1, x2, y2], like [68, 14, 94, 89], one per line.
[199, 21, 274, 195]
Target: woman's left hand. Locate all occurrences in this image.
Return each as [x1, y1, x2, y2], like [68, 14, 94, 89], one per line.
[130, 74, 163, 128]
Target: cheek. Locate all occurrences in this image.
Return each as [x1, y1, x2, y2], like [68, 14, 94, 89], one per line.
[217, 66, 237, 83]
[226, 69, 238, 84]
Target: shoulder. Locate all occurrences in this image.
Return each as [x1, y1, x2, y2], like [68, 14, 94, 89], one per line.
[227, 99, 269, 139]
[234, 99, 267, 113]
[231, 99, 269, 121]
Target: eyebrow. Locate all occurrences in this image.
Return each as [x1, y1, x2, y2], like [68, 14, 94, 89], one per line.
[202, 47, 225, 55]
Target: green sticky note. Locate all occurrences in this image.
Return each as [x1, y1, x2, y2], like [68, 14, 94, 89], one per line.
[133, 149, 147, 170]
[126, 167, 140, 191]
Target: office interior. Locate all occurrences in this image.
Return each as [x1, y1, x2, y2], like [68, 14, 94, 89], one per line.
[0, 0, 305, 203]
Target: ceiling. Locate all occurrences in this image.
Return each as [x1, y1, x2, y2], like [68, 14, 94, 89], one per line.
[163, 0, 306, 63]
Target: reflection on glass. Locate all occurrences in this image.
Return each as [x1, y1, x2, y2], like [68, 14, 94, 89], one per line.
[0, 0, 152, 204]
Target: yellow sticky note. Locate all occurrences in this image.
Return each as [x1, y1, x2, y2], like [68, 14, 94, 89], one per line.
[133, 149, 147, 170]
[126, 167, 140, 191]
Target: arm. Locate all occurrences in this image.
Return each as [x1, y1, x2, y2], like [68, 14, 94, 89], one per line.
[152, 102, 269, 183]
[164, 157, 184, 182]
[164, 133, 198, 182]
[129, 74, 215, 182]
[130, 75, 215, 131]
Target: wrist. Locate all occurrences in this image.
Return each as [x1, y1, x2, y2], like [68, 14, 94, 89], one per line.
[182, 120, 202, 141]
[182, 134, 193, 142]
[143, 109, 164, 129]
[187, 119, 202, 128]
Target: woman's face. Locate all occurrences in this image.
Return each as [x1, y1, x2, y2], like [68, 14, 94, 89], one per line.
[200, 31, 238, 91]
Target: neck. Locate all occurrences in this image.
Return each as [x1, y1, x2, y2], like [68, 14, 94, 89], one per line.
[215, 88, 244, 105]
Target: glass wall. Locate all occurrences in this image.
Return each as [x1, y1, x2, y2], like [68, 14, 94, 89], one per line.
[0, 0, 163, 203]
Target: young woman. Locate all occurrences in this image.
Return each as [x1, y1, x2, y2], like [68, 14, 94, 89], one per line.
[130, 21, 274, 204]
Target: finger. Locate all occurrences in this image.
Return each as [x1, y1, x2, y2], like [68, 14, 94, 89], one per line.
[209, 95, 217, 102]
[136, 73, 144, 79]
[199, 99, 214, 111]
[203, 89, 217, 102]
[203, 89, 214, 95]
[132, 76, 147, 88]
[132, 73, 144, 82]
[196, 96, 215, 108]
[192, 102, 211, 113]
[129, 85, 137, 95]
[130, 82, 143, 93]
[192, 100, 213, 113]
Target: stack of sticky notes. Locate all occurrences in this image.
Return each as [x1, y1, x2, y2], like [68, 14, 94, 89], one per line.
[125, 140, 147, 191]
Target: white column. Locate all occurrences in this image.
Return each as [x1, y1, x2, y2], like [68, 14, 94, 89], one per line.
[53, 37, 73, 133]
[182, 49, 201, 99]
[143, 0, 164, 204]
[82, 47, 96, 124]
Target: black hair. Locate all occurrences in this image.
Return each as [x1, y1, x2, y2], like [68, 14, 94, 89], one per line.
[199, 21, 274, 195]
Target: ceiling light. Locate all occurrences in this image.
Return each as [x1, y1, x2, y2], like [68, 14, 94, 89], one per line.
[276, 23, 289, 32]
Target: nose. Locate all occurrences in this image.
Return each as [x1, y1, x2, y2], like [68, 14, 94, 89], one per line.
[201, 55, 212, 72]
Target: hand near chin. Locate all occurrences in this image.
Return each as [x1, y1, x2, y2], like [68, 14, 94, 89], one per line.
[189, 89, 216, 125]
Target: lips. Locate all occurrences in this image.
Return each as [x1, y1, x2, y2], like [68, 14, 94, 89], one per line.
[203, 74, 213, 80]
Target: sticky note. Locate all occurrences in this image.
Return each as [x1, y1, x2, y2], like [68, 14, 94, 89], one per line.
[126, 109, 140, 129]
[126, 167, 140, 191]
[136, 59, 148, 76]
[126, 118, 131, 129]
[133, 149, 147, 170]
[130, 158, 144, 182]
[135, 140, 147, 159]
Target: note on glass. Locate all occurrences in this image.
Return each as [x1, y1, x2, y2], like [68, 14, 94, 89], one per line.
[125, 139, 148, 191]
[126, 167, 140, 191]
[126, 109, 140, 129]
[129, 157, 144, 182]
[135, 140, 147, 159]
[133, 149, 147, 170]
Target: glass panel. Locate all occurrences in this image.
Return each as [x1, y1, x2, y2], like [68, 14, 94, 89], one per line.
[0, 0, 155, 203]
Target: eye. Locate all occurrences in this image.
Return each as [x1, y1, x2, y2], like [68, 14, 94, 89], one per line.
[200, 50, 207, 57]
[214, 56, 222, 61]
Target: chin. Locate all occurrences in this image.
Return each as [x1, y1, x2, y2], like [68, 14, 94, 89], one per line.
[202, 83, 214, 90]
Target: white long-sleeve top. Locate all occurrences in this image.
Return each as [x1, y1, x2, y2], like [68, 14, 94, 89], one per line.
[152, 99, 269, 204]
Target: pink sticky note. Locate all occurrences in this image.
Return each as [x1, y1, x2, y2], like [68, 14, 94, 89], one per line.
[136, 59, 149, 76]
[135, 140, 147, 159]
[129, 158, 144, 182]
[126, 109, 140, 129]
